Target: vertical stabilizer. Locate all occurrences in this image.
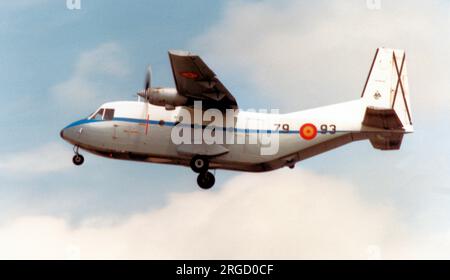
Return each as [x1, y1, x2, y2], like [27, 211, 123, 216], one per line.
[361, 48, 413, 132]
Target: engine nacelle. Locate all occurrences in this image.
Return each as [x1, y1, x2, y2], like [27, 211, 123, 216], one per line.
[142, 88, 188, 109]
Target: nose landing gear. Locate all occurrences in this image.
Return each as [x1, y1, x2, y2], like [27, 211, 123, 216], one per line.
[190, 155, 215, 189]
[72, 154, 84, 166]
[72, 146, 84, 166]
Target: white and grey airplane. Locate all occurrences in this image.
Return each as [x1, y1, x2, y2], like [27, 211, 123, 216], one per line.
[60, 48, 413, 189]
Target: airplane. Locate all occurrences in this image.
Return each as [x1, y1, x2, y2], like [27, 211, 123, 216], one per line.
[60, 48, 413, 189]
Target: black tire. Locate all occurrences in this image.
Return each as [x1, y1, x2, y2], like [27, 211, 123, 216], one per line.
[72, 154, 84, 166]
[197, 171, 215, 190]
[190, 155, 209, 173]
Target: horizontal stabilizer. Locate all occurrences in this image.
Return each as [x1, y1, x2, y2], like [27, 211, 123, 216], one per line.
[362, 107, 403, 130]
[369, 133, 404, 150]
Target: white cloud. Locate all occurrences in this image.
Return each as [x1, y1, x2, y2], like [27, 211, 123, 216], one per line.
[0, 142, 73, 175]
[51, 42, 130, 109]
[192, 0, 450, 114]
[0, 169, 448, 260]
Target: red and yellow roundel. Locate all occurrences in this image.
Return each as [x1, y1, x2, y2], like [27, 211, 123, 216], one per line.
[180, 71, 199, 79]
[299, 123, 317, 140]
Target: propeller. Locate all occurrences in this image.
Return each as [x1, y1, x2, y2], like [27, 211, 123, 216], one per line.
[144, 65, 152, 91]
[138, 66, 152, 135]
[138, 65, 153, 101]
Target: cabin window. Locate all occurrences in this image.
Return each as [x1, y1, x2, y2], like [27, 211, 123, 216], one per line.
[104, 109, 115, 121]
[92, 109, 104, 120]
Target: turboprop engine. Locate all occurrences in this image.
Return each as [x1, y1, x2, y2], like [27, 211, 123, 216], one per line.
[137, 66, 188, 110]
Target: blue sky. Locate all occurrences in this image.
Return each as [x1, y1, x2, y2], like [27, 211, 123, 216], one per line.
[0, 0, 449, 259]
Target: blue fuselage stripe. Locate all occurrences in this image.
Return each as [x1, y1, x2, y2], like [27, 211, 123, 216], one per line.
[64, 117, 348, 135]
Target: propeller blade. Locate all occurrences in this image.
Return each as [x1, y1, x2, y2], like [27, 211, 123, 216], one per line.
[144, 65, 152, 91]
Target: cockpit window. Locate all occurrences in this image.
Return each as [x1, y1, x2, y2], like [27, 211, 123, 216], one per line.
[92, 108, 104, 120]
[89, 108, 115, 120]
[104, 109, 115, 121]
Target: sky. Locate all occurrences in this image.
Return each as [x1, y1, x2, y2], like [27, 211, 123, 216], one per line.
[0, 0, 449, 259]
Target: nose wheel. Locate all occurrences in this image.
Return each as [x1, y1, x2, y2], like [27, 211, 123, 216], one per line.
[72, 146, 84, 166]
[72, 154, 84, 166]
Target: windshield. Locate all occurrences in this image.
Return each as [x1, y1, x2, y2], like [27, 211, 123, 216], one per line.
[89, 108, 104, 120]
[88, 108, 115, 121]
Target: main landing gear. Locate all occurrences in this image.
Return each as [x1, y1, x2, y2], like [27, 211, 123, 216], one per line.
[72, 146, 84, 166]
[190, 155, 215, 189]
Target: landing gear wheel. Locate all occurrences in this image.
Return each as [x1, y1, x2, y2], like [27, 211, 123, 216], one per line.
[197, 171, 215, 190]
[72, 154, 84, 166]
[190, 155, 209, 173]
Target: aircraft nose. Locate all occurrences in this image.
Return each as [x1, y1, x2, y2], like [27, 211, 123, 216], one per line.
[60, 128, 65, 139]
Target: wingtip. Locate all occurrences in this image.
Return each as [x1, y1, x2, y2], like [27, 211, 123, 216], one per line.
[168, 50, 196, 57]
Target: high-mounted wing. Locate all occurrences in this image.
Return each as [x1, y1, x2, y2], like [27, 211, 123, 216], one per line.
[168, 50, 238, 110]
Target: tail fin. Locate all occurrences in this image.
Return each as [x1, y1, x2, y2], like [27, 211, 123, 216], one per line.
[361, 48, 413, 133]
